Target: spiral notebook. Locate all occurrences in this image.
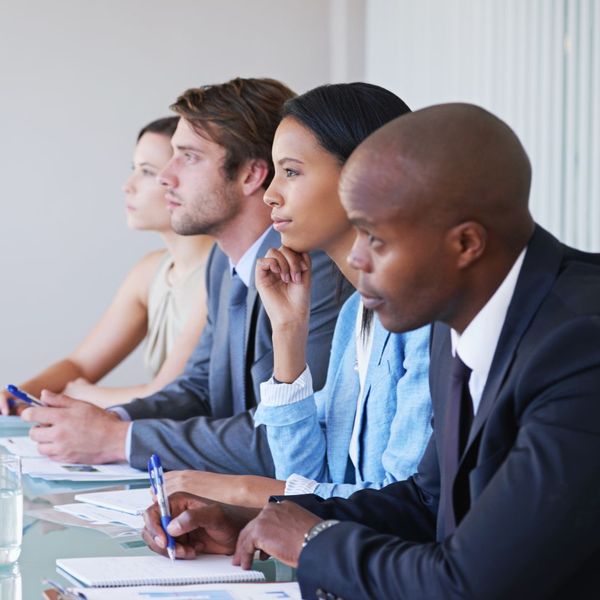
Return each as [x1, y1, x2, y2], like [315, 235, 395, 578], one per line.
[56, 555, 265, 587]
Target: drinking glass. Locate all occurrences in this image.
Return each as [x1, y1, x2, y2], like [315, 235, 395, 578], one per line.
[0, 455, 22, 564]
[0, 562, 21, 600]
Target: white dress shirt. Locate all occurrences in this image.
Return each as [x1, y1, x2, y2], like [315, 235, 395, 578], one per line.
[229, 227, 272, 285]
[451, 249, 526, 414]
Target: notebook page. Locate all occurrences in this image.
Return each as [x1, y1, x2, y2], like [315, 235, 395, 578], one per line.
[56, 555, 265, 587]
[67, 581, 301, 599]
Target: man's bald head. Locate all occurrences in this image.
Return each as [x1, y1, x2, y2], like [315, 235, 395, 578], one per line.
[342, 103, 534, 249]
[341, 104, 536, 334]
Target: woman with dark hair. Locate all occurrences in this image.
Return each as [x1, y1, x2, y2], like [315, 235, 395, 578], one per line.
[163, 83, 432, 505]
[0, 117, 214, 412]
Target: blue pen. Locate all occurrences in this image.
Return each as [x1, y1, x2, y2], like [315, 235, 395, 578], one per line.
[148, 453, 176, 561]
[6, 385, 44, 407]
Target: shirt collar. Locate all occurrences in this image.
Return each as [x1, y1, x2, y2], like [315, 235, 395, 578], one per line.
[229, 227, 272, 287]
[451, 248, 526, 381]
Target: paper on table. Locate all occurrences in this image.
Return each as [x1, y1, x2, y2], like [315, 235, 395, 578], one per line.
[21, 457, 146, 481]
[0, 435, 41, 457]
[54, 502, 144, 529]
[75, 487, 152, 515]
[26, 507, 140, 539]
[1, 436, 145, 481]
[64, 582, 302, 599]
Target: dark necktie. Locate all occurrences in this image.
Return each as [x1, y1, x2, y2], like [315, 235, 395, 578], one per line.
[442, 353, 474, 536]
[228, 270, 248, 411]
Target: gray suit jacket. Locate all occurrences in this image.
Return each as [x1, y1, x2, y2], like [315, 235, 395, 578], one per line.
[120, 228, 350, 473]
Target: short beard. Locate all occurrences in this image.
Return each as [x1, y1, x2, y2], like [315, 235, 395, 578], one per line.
[171, 184, 240, 237]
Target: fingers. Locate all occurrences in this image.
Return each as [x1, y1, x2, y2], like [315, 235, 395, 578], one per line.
[167, 504, 223, 537]
[40, 390, 77, 408]
[0, 392, 13, 416]
[143, 503, 168, 550]
[233, 520, 265, 570]
[29, 424, 58, 443]
[258, 247, 310, 284]
[21, 406, 61, 425]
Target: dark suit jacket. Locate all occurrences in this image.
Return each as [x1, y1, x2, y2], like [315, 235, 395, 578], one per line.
[119, 228, 350, 473]
[291, 226, 600, 599]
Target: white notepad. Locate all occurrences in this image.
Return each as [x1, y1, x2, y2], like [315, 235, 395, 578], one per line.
[67, 582, 301, 599]
[56, 555, 266, 587]
[75, 488, 152, 515]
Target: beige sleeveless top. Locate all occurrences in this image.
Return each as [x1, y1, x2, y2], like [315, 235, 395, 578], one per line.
[143, 253, 204, 376]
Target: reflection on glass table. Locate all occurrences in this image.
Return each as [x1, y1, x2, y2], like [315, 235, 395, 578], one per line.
[1, 426, 294, 600]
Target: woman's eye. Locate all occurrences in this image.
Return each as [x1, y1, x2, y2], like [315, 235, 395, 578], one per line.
[367, 234, 381, 247]
[284, 168, 299, 178]
[141, 168, 155, 177]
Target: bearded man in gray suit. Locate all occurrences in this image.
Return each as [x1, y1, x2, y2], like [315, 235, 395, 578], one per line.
[24, 78, 348, 475]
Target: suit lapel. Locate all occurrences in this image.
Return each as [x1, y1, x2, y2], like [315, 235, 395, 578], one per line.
[465, 226, 565, 449]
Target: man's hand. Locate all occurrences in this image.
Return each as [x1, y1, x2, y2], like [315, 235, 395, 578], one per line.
[21, 390, 129, 464]
[142, 492, 260, 559]
[234, 501, 322, 569]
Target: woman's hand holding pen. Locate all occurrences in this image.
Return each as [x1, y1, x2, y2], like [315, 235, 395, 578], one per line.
[255, 247, 311, 383]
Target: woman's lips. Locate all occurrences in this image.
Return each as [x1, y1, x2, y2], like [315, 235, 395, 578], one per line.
[359, 291, 384, 310]
[272, 217, 292, 232]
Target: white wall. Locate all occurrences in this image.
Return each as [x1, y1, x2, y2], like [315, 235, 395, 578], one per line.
[0, 0, 334, 386]
[365, 0, 600, 252]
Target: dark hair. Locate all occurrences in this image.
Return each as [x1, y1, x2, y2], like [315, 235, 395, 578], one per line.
[137, 116, 179, 142]
[284, 83, 411, 336]
[170, 77, 296, 187]
[281, 82, 411, 166]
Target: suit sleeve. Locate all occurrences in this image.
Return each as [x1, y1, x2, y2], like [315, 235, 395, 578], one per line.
[296, 316, 600, 599]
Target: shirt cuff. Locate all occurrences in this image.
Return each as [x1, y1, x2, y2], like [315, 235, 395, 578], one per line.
[107, 408, 132, 462]
[284, 473, 319, 495]
[108, 406, 131, 421]
[259, 366, 313, 407]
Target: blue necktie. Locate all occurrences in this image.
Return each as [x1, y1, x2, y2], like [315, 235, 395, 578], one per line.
[442, 354, 474, 536]
[228, 270, 248, 411]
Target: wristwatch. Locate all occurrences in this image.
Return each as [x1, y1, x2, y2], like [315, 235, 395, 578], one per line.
[302, 519, 340, 548]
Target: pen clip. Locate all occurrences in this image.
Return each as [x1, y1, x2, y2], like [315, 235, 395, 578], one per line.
[147, 459, 157, 495]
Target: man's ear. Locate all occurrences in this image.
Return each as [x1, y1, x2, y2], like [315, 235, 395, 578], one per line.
[239, 159, 269, 197]
[449, 221, 487, 269]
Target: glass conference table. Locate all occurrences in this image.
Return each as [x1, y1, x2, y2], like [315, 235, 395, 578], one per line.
[0, 420, 291, 600]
